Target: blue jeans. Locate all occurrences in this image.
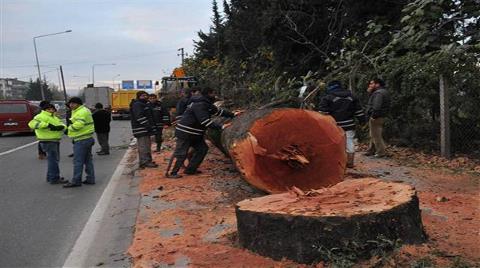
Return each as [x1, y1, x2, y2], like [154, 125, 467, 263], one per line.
[72, 138, 95, 184]
[40, 142, 60, 182]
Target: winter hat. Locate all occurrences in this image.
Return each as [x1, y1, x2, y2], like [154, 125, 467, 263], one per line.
[67, 97, 83, 105]
[42, 103, 56, 111]
[39, 100, 51, 109]
[327, 81, 342, 93]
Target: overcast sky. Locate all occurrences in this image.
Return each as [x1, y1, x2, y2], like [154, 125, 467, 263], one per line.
[0, 0, 214, 94]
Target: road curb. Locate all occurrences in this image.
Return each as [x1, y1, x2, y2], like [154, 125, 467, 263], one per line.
[63, 146, 134, 267]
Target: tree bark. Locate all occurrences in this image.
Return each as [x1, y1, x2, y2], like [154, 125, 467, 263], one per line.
[236, 178, 427, 264]
[209, 108, 346, 193]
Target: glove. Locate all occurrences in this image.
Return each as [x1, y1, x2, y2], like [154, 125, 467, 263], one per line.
[222, 122, 233, 130]
[233, 110, 244, 117]
[48, 124, 65, 131]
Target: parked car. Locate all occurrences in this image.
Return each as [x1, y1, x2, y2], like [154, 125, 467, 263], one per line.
[0, 100, 40, 136]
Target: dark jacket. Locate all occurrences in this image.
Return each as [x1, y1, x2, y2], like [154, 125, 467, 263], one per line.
[130, 99, 155, 137]
[367, 87, 390, 119]
[92, 109, 111, 133]
[65, 109, 72, 126]
[175, 96, 190, 121]
[175, 95, 234, 140]
[150, 101, 171, 128]
[319, 87, 366, 131]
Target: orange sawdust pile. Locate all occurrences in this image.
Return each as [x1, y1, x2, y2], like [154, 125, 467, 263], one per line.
[127, 133, 479, 267]
[127, 139, 309, 268]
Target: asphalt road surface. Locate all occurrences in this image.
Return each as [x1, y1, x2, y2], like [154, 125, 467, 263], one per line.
[0, 120, 132, 267]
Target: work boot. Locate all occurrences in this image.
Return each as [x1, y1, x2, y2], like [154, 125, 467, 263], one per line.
[364, 150, 375, 156]
[167, 173, 182, 179]
[347, 153, 355, 168]
[63, 182, 82, 188]
[143, 162, 158, 168]
[184, 169, 202, 175]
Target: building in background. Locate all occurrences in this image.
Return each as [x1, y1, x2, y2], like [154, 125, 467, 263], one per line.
[0, 78, 30, 99]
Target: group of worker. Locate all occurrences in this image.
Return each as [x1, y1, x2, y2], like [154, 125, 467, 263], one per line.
[128, 79, 389, 177]
[30, 78, 388, 186]
[129, 87, 236, 178]
[29, 98, 112, 188]
[319, 78, 390, 168]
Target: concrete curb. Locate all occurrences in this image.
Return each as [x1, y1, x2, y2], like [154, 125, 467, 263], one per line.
[63, 146, 133, 267]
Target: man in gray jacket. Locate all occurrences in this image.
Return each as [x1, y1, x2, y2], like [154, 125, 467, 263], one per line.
[365, 78, 390, 157]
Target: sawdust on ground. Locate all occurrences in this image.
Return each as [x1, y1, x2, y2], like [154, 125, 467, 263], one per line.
[128, 134, 479, 268]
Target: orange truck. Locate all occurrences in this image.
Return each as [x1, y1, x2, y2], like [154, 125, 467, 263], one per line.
[110, 90, 139, 120]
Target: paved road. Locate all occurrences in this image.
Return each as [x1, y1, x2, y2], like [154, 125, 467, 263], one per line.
[0, 120, 133, 267]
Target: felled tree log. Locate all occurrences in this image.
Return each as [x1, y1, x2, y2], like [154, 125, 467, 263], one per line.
[236, 178, 427, 264]
[210, 108, 346, 193]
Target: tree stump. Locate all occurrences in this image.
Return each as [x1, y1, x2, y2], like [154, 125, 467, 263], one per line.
[236, 178, 427, 264]
[210, 108, 346, 193]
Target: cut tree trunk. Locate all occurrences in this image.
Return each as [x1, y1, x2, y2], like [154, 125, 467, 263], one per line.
[209, 108, 346, 193]
[236, 178, 427, 264]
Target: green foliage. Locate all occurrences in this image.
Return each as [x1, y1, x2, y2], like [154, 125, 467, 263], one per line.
[186, 0, 480, 155]
[410, 256, 435, 268]
[25, 79, 64, 101]
[315, 235, 402, 268]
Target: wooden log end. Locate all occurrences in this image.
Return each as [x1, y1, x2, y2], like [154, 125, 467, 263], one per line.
[236, 178, 427, 264]
[227, 108, 346, 193]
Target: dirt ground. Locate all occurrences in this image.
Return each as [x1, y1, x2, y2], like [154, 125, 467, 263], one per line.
[127, 133, 479, 268]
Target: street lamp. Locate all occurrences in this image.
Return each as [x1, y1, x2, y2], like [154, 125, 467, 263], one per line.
[112, 74, 121, 89]
[92, 63, 116, 87]
[33, 29, 72, 100]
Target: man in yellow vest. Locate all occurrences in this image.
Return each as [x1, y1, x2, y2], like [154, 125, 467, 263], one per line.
[63, 97, 96, 188]
[28, 103, 67, 184]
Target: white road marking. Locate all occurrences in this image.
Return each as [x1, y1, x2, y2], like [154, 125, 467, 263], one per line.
[0, 141, 38, 156]
[63, 146, 133, 267]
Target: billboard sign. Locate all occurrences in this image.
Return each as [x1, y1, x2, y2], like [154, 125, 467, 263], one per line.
[122, 80, 135, 89]
[137, 80, 152, 89]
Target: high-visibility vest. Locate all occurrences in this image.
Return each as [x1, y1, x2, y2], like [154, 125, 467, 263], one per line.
[68, 105, 95, 141]
[28, 110, 65, 141]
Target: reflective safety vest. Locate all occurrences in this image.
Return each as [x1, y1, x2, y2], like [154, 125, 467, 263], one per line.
[28, 110, 65, 141]
[68, 105, 95, 141]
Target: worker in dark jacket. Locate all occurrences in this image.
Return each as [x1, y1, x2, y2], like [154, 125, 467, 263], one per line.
[175, 88, 192, 122]
[319, 81, 366, 168]
[148, 93, 171, 152]
[365, 78, 391, 157]
[168, 87, 234, 178]
[130, 91, 157, 169]
[92, 103, 111, 155]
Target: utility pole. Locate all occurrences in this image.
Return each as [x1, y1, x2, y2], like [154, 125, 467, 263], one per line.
[60, 65, 68, 103]
[177, 48, 185, 66]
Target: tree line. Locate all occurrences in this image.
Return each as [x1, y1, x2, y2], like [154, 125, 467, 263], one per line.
[184, 0, 479, 156]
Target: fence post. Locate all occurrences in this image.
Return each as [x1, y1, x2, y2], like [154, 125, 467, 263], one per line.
[439, 74, 451, 159]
